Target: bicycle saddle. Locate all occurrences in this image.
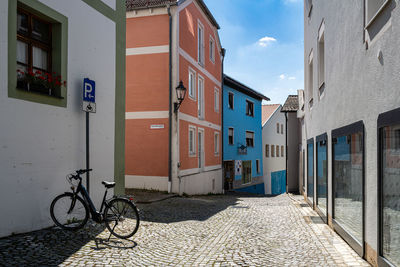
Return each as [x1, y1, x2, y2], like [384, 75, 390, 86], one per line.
[102, 181, 116, 188]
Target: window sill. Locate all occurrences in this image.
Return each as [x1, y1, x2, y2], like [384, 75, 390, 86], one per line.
[16, 86, 64, 99]
[189, 153, 197, 158]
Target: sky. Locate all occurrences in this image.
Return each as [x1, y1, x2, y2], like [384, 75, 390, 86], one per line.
[203, 0, 304, 105]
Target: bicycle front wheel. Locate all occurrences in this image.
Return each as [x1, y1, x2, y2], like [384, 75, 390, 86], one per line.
[104, 198, 140, 239]
[50, 193, 89, 230]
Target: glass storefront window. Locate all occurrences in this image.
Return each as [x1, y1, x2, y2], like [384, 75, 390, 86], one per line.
[307, 140, 314, 204]
[333, 132, 363, 244]
[317, 137, 328, 216]
[381, 125, 400, 266]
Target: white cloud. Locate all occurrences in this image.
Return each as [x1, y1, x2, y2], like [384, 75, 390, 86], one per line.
[289, 76, 296, 80]
[257, 36, 277, 47]
[279, 74, 286, 80]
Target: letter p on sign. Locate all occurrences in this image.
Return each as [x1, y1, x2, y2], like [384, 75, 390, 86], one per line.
[83, 78, 96, 103]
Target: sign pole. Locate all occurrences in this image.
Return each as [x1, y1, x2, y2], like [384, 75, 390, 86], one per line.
[86, 111, 90, 195]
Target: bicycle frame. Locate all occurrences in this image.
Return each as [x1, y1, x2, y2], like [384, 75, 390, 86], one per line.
[72, 176, 111, 223]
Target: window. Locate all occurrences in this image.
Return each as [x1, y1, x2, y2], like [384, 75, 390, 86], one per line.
[281, 124, 284, 134]
[9, 1, 68, 107]
[214, 88, 219, 112]
[271, 145, 275, 157]
[198, 76, 204, 119]
[265, 144, 269, 157]
[318, 21, 325, 97]
[189, 126, 196, 156]
[256, 160, 260, 173]
[246, 131, 254, 147]
[188, 68, 196, 99]
[242, 161, 252, 184]
[228, 92, 234, 109]
[316, 134, 328, 220]
[366, 0, 390, 26]
[277, 123, 280, 133]
[276, 145, 279, 157]
[308, 51, 314, 108]
[378, 108, 400, 266]
[209, 36, 215, 63]
[214, 132, 219, 155]
[281, 145, 285, 157]
[307, 139, 314, 205]
[197, 22, 204, 65]
[332, 121, 364, 253]
[246, 100, 254, 117]
[228, 128, 234, 145]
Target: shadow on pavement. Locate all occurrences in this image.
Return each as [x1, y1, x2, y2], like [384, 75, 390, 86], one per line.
[93, 237, 137, 250]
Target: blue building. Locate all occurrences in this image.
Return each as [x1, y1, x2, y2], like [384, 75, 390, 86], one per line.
[223, 75, 269, 194]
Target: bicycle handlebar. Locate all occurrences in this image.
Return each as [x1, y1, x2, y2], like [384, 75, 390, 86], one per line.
[76, 169, 93, 175]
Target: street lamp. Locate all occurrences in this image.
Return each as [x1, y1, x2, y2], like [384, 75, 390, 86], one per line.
[174, 80, 187, 112]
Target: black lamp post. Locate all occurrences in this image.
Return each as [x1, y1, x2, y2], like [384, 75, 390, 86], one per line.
[174, 80, 186, 112]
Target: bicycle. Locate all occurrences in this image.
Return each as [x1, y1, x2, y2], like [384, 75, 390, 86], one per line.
[50, 169, 140, 239]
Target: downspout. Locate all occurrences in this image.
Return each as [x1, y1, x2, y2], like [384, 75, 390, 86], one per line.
[167, 4, 172, 193]
[220, 48, 226, 193]
[285, 112, 288, 193]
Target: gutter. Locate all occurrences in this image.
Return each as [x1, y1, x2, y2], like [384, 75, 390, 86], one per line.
[167, 4, 172, 193]
[220, 48, 226, 193]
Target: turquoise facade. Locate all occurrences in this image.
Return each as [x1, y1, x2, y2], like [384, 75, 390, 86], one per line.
[223, 77, 265, 194]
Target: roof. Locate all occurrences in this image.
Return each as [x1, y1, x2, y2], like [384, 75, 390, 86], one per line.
[223, 75, 270, 101]
[281, 95, 299, 112]
[262, 104, 281, 125]
[126, 0, 220, 29]
[126, 0, 178, 10]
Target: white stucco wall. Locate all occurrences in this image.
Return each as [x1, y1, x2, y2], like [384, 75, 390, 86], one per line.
[303, 0, 400, 256]
[0, 0, 116, 237]
[262, 105, 286, 195]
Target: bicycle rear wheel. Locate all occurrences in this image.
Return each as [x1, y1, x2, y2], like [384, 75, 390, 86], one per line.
[50, 193, 89, 230]
[104, 198, 140, 239]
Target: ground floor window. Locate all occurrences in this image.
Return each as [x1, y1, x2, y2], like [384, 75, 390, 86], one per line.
[378, 108, 400, 266]
[307, 139, 314, 204]
[242, 160, 251, 184]
[316, 133, 328, 218]
[332, 121, 364, 250]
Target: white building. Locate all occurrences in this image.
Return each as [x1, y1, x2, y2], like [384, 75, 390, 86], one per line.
[302, 0, 400, 265]
[262, 104, 286, 195]
[0, 0, 125, 237]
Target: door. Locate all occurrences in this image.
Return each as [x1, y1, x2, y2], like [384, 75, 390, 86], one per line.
[223, 161, 234, 190]
[242, 161, 252, 184]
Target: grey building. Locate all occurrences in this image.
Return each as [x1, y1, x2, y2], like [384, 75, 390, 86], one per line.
[302, 0, 400, 266]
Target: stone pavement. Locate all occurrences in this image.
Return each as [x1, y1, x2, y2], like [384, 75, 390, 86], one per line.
[0, 193, 370, 266]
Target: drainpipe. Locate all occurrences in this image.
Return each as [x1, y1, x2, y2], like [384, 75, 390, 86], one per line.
[220, 48, 226, 193]
[167, 4, 172, 193]
[285, 112, 288, 193]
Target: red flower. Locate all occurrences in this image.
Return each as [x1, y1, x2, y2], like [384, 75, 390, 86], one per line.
[35, 70, 42, 75]
[63, 81, 67, 86]
[55, 81, 61, 86]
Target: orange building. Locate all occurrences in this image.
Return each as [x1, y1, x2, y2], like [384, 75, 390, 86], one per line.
[125, 0, 224, 194]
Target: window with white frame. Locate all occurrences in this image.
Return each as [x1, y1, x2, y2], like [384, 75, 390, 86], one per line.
[198, 75, 204, 119]
[209, 35, 215, 63]
[271, 145, 275, 157]
[197, 22, 205, 66]
[256, 159, 261, 173]
[189, 126, 196, 156]
[318, 20, 325, 93]
[276, 145, 280, 157]
[281, 145, 285, 157]
[214, 88, 219, 112]
[265, 144, 269, 157]
[277, 123, 280, 133]
[228, 128, 234, 145]
[281, 124, 284, 134]
[246, 131, 254, 147]
[308, 50, 314, 108]
[214, 132, 219, 155]
[188, 68, 196, 99]
[366, 0, 390, 26]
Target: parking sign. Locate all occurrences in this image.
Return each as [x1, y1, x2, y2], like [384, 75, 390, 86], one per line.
[83, 78, 95, 103]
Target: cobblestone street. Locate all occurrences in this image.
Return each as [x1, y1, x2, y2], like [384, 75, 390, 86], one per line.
[0, 194, 369, 266]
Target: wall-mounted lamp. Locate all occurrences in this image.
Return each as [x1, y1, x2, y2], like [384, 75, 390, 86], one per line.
[174, 80, 187, 112]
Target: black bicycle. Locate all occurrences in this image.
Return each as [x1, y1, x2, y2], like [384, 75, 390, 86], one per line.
[50, 169, 140, 239]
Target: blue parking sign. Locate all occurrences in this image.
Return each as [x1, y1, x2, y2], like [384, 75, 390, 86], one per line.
[83, 78, 95, 103]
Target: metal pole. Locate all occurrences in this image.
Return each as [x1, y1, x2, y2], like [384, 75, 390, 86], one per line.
[86, 111, 90, 195]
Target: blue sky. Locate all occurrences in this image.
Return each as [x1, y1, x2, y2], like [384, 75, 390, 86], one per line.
[203, 0, 304, 105]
